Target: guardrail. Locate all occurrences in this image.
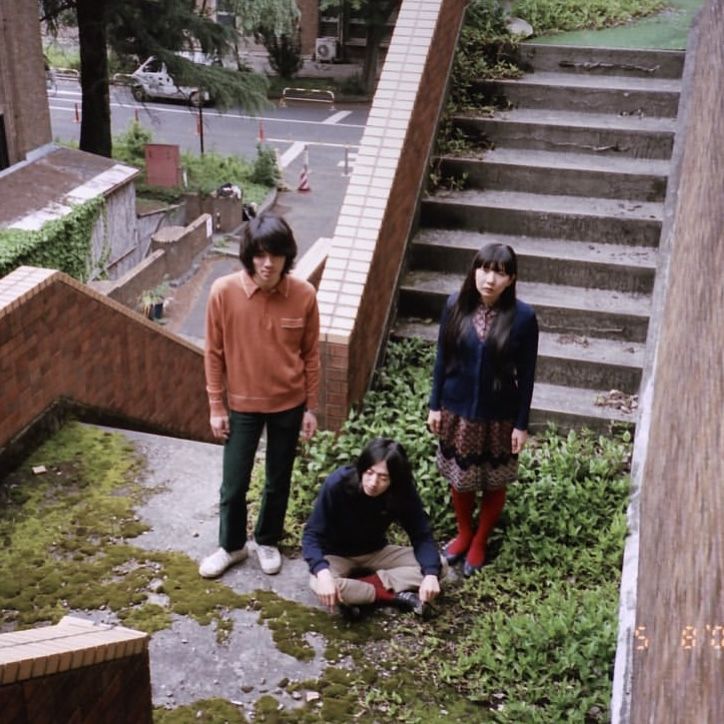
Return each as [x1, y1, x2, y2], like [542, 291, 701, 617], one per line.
[111, 73, 135, 86]
[279, 87, 335, 110]
[54, 68, 79, 80]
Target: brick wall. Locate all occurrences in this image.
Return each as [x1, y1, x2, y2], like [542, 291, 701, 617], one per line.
[0, 267, 214, 474]
[0, 616, 151, 724]
[316, 0, 468, 430]
[0, 1, 52, 165]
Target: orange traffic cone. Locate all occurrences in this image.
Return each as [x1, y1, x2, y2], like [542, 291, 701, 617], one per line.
[258, 119, 265, 143]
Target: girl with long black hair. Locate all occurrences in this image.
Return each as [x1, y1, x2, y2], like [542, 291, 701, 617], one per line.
[302, 438, 444, 619]
[427, 243, 538, 577]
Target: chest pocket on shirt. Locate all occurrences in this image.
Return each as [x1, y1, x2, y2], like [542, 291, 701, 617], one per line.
[280, 317, 304, 345]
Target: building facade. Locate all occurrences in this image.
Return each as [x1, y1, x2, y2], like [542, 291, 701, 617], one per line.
[0, 0, 52, 170]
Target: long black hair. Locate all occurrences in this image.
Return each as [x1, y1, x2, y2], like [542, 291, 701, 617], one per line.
[239, 212, 297, 276]
[344, 438, 415, 512]
[443, 243, 518, 385]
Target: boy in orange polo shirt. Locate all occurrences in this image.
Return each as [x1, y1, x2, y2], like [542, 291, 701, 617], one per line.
[199, 213, 320, 578]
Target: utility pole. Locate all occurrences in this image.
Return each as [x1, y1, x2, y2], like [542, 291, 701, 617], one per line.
[198, 102, 205, 156]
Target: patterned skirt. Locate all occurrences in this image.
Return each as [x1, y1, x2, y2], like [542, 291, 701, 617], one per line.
[436, 409, 519, 493]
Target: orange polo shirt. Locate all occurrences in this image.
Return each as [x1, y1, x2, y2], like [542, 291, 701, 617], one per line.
[204, 270, 320, 417]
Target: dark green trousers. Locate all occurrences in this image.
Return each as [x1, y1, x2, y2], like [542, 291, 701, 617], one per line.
[219, 405, 304, 551]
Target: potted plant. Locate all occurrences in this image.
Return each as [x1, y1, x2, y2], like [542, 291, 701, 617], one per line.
[139, 280, 170, 320]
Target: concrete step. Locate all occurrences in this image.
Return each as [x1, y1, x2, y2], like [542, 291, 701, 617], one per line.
[420, 189, 663, 246]
[437, 148, 669, 201]
[529, 382, 637, 432]
[398, 272, 651, 342]
[393, 317, 644, 392]
[410, 229, 657, 294]
[517, 44, 685, 79]
[389, 317, 638, 430]
[485, 72, 681, 117]
[454, 108, 676, 159]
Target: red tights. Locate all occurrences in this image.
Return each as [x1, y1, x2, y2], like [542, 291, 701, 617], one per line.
[447, 487, 507, 567]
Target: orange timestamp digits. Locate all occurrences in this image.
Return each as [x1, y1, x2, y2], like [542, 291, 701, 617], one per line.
[634, 624, 723, 651]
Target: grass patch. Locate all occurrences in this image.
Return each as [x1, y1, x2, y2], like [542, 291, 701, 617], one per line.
[514, 0, 666, 35]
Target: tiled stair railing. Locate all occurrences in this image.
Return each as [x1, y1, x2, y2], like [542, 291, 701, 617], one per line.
[316, 0, 468, 430]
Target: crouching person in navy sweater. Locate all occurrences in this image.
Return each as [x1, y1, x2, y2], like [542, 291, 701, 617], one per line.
[302, 438, 446, 620]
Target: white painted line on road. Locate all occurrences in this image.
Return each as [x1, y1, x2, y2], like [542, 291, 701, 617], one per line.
[50, 96, 365, 129]
[266, 138, 360, 150]
[323, 111, 352, 125]
[279, 141, 306, 168]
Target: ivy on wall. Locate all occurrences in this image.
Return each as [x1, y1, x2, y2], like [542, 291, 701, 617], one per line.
[0, 197, 105, 281]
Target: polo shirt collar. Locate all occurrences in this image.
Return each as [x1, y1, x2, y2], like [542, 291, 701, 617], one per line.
[240, 269, 290, 298]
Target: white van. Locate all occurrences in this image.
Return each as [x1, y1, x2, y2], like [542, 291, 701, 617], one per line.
[130, 56, 210, 106]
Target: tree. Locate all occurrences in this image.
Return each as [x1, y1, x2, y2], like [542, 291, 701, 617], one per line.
[229, 0, 303, 79]
[39, 0, 284, 157]
[321, 0, 401, 95]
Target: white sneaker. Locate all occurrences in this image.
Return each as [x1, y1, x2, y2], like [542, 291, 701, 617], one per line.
[198, 545, 248, 578]
[256, 544, 282, 575]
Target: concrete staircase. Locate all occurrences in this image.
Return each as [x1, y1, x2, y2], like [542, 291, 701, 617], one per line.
[393, 44, 685, 431]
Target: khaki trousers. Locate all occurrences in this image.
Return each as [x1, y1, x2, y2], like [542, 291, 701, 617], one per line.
[309, 544, 447, 605]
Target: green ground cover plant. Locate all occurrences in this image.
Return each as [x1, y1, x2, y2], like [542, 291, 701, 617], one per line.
[283, 337, 631, 721]
[0, 197, 104, 280]
[514, 0, 665, 35]
[1, 340, 631, 722]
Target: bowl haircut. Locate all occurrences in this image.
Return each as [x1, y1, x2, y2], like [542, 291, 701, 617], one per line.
[239, 212, 298, 276]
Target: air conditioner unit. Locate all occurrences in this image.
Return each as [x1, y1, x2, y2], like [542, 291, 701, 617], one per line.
[315, 37, 337, 63]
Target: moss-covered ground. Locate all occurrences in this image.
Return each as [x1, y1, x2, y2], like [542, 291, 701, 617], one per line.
[1, 379, 631, 724]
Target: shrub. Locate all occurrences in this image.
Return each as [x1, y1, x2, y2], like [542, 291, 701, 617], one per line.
[113, 121, 153, 168]
[251, 143, 281, 187]
[259, 29, 304, 79]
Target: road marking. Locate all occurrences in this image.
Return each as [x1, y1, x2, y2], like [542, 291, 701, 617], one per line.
[279, 141, 306, 168]
[50, 95, 365, 129]
[266, 138, 360, 150]
[323, 111, 352, 125]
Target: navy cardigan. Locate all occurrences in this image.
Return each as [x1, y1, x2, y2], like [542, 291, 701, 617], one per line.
[429, 294, 539, 430]
[302, 465, 441, 577]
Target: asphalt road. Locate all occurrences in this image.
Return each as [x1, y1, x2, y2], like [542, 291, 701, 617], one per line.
[48, 79, 369, 254]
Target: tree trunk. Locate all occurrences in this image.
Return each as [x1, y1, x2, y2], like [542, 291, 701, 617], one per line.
[362, 23, 384, 96]
[77, 0, 111, 157]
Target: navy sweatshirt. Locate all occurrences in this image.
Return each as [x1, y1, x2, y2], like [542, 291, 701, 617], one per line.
[302, 465, 441, 577]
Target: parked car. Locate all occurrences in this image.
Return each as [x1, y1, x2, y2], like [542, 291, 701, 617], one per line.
[130, 56, 211, 106]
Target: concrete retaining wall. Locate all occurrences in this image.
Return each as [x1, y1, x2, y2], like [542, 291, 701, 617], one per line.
[612, 1, 724, 721]
[93, 213, 212, 312]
